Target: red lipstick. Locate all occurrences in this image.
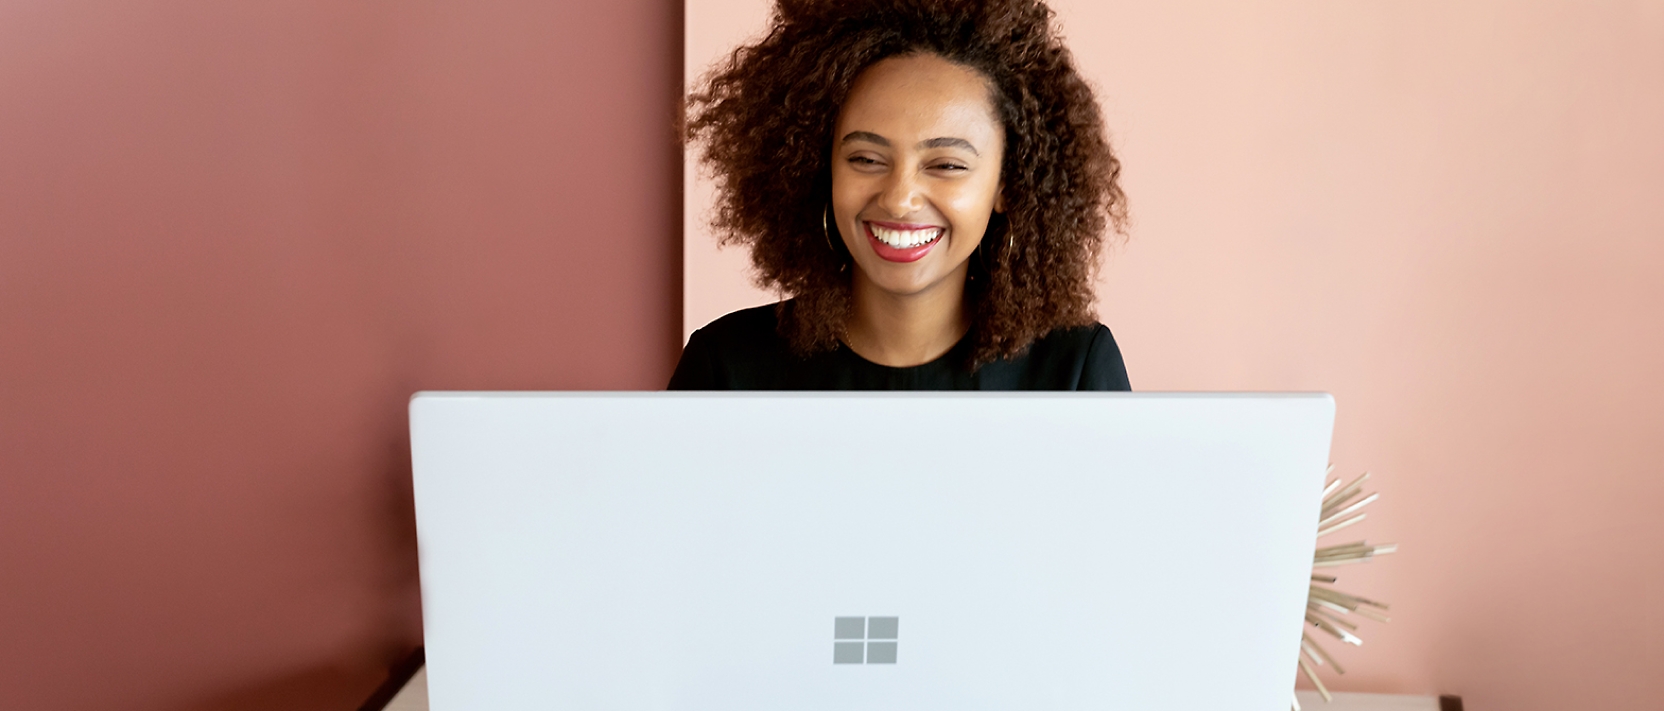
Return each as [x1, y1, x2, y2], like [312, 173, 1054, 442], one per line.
[864, 222, 943, 263]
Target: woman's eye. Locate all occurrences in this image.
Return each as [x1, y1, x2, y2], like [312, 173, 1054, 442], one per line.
[930, 163, 968, 172]
[849, 156, 881, 166]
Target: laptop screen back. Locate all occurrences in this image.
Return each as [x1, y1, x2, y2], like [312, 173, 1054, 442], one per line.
[410, 392, 1333, 711]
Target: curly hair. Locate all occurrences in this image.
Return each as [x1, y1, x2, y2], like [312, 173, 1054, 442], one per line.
[686, 0, 1126, 367]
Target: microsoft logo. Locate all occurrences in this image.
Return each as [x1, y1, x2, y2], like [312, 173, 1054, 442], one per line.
[833, 616, 898, 664]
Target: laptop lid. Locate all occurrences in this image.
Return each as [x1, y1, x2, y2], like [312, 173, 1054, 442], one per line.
[410, 392, 1333, 711]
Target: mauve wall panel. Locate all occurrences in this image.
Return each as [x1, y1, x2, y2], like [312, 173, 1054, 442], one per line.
[0, 1, 681, 709]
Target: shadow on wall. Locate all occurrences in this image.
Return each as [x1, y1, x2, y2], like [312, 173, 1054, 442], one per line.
[369, 405, 426, 683]
[175, 422, 423, 711]
[176, 657, 387, 711]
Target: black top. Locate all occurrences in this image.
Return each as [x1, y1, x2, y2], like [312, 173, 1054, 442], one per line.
[667, 303, 1130, 391]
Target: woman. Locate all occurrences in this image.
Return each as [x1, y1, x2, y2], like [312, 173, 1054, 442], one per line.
[671, 0, 1128, 390]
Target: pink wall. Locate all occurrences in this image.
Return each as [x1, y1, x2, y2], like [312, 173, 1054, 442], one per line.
[684, 0, 774, 336]
[0, 1, 681, 709]
[684, 1, 1664, 709]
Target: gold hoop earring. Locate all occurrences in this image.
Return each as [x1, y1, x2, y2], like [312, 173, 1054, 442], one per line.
[824, 205, 848, 272]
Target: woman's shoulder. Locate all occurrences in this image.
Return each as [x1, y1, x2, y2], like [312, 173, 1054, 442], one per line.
[1031, 322, 1112, 348]
[690, 302, 784, 346]
[999, 321, 1129, 391]
[667, 303, 793, 390]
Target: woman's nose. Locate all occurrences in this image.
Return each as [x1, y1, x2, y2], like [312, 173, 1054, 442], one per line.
[878, 171, 923, 218]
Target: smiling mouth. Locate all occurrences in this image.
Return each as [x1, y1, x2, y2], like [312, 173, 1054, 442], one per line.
[864, 222, 944, 263]
[868, 223, 944, 248]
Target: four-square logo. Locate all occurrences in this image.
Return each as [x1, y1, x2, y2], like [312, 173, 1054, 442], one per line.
[833, 616, 898, 664]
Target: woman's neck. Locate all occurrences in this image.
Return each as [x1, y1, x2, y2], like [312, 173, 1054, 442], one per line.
[843, 270, 971, 367]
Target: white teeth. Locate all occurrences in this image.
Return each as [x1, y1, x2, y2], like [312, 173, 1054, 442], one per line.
[868, 224, 943, 249]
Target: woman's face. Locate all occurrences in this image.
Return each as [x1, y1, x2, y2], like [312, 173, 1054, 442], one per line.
[830, 53, 1005, 300]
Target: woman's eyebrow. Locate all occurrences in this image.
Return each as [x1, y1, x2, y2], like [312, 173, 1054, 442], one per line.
[918, 137, 979, 155]
[841, 130, 891, 147]
[840, 132, 980, 156]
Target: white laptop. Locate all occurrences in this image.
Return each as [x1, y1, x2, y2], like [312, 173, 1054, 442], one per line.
[410, 392, 1333, 711]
